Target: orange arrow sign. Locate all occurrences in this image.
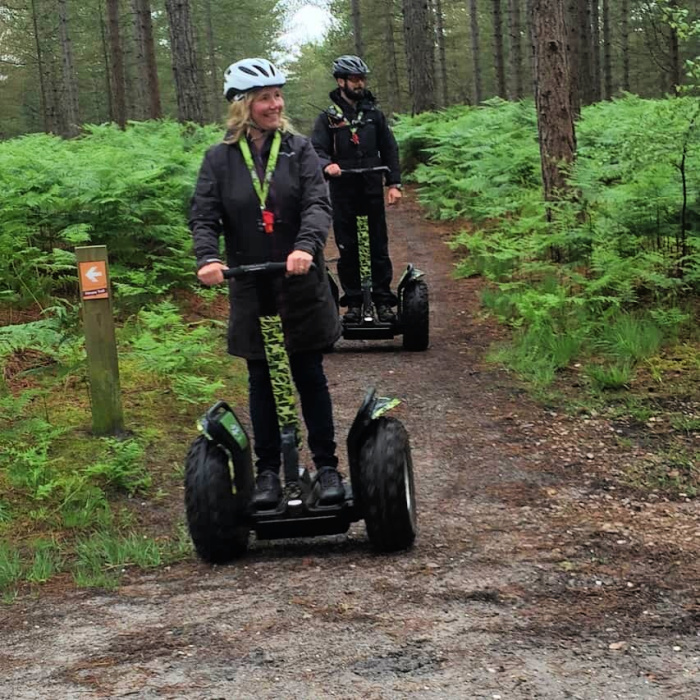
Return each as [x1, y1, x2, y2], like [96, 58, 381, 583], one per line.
[79, 261, 109, 299]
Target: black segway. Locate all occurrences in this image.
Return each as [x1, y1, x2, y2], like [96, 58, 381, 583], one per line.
[184, 262, 417, 563]
[329, 166, 430, 351]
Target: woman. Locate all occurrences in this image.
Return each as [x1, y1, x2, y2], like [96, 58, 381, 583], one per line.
[189, 58, 343, 509]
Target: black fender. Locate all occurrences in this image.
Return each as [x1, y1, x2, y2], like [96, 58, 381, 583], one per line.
[396, 264, 426, 310]
[198, 401, 254, 502]
[346, 388, 401, 515]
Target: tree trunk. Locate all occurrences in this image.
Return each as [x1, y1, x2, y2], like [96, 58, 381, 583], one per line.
[403, 0, 437, 114]
[30, 0, 52, 133]
[591, 0, 601, 101]
[566, 0, 581, 116]
[493, 0, 507, 97]
[620, 0, 629, 91]
[106, 0, 127, 128]
[508, 0, 524, 99]
[530, 0, 576, 204]
[383, 0, 401, 114]
[469, 0, 482, 104]
[351, 0, 364, 57]
[57, 0, 80, 136]
[578, 0, 594, 105]
[136, 0, 162, 119]
[668, 1, 681, 94]
[435, 0, 449, 106]
[98, 2, 113, 123]
[602, 0, 612, 99]
[203, 0, 219, 122]
[165, 0, 204, 124]
[129, 0, 147, 120]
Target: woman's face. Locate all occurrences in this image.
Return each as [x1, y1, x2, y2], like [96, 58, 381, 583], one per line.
[250, 88, 284, 130]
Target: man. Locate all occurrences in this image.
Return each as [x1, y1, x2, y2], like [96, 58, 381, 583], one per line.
[311, 55, 402, 324]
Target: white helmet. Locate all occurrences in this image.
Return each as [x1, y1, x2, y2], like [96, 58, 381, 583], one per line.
[223, 58, 286, 102]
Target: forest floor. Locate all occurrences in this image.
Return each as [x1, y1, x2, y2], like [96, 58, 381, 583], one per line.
[1, 194, 698, 699]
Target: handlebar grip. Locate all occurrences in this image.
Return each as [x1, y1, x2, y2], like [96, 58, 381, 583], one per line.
[223, 261, 316, 279]
[338, 166, 391, 175]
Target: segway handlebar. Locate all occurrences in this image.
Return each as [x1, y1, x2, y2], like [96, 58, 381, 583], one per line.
[338, 166, 390, 175]
[223, 262, 316, 279]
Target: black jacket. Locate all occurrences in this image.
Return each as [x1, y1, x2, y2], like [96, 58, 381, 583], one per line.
[311, 89, 401, 187]
[189, 131, 341, 360]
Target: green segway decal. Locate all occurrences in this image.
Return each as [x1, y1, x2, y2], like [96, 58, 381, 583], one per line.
[218, 410, 249, 450]
[260, 315, 302, 446]
[371, 397, 401, 419]
[357, 215, 371, 282]
[197, 412, 248, 451]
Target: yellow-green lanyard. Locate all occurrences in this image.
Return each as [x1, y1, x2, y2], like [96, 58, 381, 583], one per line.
[239, 130, 282, 210]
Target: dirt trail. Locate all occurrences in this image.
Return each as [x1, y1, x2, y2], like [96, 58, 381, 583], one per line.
[1, 197, 698, 699]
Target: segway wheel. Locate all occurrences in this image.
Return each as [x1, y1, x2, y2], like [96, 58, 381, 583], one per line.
[401, 281, 429, 351]
[184, 435, 249, 564]
[359, 417, 417, 552]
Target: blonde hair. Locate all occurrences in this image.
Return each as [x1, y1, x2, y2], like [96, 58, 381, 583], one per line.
[224, 91, 292, 144]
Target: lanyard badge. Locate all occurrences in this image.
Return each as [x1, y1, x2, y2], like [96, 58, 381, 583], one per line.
[239, 131, 282, 235]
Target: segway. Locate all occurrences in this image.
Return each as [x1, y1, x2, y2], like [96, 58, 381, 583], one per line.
[184, 262, 417, 564]
[330, 166, 429, 351]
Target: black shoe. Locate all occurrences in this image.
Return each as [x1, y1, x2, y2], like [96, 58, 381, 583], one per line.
[377, 305, 397, 324]
[316, 467, 344, 505]
[343, 305, 361, 324]
[252, 470, 282, 510]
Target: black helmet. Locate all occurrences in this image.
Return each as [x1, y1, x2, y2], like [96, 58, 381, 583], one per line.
[332, 55, 370, 78]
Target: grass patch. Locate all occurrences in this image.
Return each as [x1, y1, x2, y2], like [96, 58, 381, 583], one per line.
[0, 296, 247, 597]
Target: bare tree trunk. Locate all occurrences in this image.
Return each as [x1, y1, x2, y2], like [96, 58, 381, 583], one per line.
[106, 0, 127, 128]
[351, 0, 364, 57]
[508, 0, 524, 99]
[403, 0, 437, 114]
[30, 0, 52, 133]
[165, 0, 204, 124]
[602, 0, 612, 99]
[192, 21, 210, 122]
[203, 0, 219, 122]
[530, 0, 576, 204]
[620, 0, 629, 91]
[578, 0, 594, 105]
[129, 0, 147, 120]
[135, 0, 162, 119]
[98, 2, 113, 122]
[435, 0, 449, 106]
[591, 0, 601, 101]
[383, 0, 401, 114]
[566, 0, 581, 116]
[469, 0, 482, 103]
[493, 0, 507, 97]
[669, 1, 681, 94]
[57, 0, 80, 136]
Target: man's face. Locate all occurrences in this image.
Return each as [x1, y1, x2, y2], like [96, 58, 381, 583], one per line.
[337, 74, 366, 100]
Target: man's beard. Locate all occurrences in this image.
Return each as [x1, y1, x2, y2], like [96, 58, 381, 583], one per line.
[342, 84, 365, 102]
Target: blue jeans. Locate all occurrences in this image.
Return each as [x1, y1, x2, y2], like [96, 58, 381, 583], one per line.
[247, 351, 338, 474]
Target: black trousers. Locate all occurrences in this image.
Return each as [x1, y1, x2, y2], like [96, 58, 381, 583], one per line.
[247, 351, 337, 475]
[330, 185, 396, 307]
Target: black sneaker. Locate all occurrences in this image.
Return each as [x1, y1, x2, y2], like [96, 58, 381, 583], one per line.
[344, 305, 362, 324]
[252, 471, 282, 510]
[377, 305, 397, 324]
[316, 467, 344, 505]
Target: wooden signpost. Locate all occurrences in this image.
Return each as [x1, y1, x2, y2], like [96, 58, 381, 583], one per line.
[76, 245, 124, 435]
